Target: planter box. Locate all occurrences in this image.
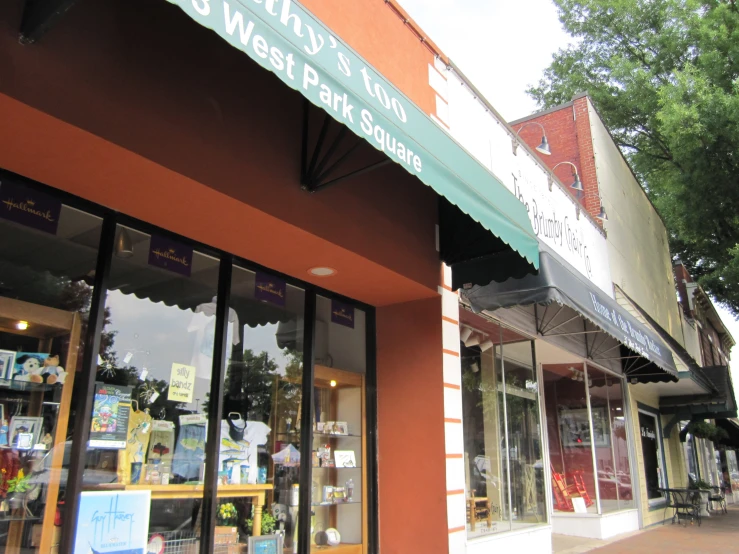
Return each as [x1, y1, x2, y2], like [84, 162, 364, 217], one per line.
[215, 526, 239, 545]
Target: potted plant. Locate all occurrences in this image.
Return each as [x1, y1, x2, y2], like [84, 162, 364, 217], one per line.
[6, 471, 31, 511]
[215, 502, 239, 545]
[244, 507, 276, 536]
[689, 479, 713, 517]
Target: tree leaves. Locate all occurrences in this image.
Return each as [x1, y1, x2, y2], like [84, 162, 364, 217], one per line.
[530, 0, 739, 314]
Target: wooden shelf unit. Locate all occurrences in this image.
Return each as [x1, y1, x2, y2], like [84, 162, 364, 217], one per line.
[0, 296, 81, 554]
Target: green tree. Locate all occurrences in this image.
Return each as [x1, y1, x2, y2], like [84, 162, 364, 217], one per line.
[529, 0, 739, 313]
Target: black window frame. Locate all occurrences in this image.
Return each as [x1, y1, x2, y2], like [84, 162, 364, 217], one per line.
[0, 168, 378, 554]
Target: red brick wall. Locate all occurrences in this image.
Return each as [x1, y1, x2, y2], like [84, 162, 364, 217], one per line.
[512, 97, 602, 222]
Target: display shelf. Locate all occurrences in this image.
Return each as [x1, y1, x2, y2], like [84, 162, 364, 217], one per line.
[0, 378, 58, 393]
[276, 432, 361, 439]
[310, 543, 362, 554]
[0, 516, 42, 523]
[312, 501, 362, 507]
[312, 466, 362, 470]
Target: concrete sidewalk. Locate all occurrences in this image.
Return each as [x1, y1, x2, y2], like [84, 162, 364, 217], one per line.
[554, 505, 739, 553]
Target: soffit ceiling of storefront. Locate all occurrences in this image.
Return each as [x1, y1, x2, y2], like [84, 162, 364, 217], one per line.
[0, 211, 302, 329]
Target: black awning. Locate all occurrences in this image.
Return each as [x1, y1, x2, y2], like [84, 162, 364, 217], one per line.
[661, 366, 737, 418]
[439, 198, 537, 289]
[462, 247, 678, 381]
[716, 419, 739, 449]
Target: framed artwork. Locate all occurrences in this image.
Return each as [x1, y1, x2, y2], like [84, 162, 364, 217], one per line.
[559, 407, 610, 448]
[9, 416, 43, 450]
[12, 352, 49, 383]
[334, 450, 357, 468]
[0, 350, 16, 380]
[334, 422, 348, 435]
[248, 534, 283, 554]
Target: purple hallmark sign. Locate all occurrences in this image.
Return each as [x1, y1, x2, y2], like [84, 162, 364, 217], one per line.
[331, 299, 355, 329]
[148, 234, 193, 277]
[0, 180, 61, 235]
[255, 272, 286, 306]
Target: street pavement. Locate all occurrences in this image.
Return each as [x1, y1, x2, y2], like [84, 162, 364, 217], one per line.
[554, 504, 739, 553]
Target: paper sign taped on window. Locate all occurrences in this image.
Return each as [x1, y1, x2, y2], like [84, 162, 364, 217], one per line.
[168, 363, 196, 403]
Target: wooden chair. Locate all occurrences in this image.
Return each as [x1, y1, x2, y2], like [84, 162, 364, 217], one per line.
[466, 497, 493, 531]
[568, 470, 594, 507]
[551, 470, 574, 511]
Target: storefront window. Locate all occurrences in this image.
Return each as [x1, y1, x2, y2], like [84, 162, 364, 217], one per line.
[211, 265, 305, 551]
[586, 367, 633, 511]
[309, 295, 366, 550]
[684, 424, 699, 483]
[638, 410, 666, 503]
[0, 180, 102, 553]
[461, 317, 546, 538]
[79, 225, 220, 550]
[543, 364, 598, 514]
[726, 450, 739, 493]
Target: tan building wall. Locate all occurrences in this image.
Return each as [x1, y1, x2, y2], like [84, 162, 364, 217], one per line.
[628, 385, 689, 527]
[587, 101, 684, 344]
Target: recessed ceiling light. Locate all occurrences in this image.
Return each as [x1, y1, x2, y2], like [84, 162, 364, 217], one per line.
[15, 321, 28, 331]
[308, 267, 337, 277]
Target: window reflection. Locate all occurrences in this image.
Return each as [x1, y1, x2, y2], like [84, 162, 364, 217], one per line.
[461, 315, 546, 538]
[0, 184, 102, 554]
[82, 225, 219, 551]
[214, 266, 305, 552]
[543, 364, 598, 514]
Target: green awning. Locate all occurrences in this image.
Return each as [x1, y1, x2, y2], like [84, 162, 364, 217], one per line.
[165, 0, 539, 274]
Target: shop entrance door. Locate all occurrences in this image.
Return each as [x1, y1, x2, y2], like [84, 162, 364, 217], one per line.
[638, 411, 665, 502]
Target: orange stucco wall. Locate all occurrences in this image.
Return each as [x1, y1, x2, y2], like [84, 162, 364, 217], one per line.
[0, 0, 440, 306]
[300, 0, 437, 116]
[377, 297, 447, 554]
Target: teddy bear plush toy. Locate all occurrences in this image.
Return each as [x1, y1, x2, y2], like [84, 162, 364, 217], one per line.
[42, 355, 67, 385]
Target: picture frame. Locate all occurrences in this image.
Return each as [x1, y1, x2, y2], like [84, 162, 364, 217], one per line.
[247, 534, 283, 554]
[334, 421, 348, 435]
[559, 407, 610, 448]
[0, 350, 16, 380]
[12, 352, 49, 383]
[334, 450, 357, 468]
[9, 416, 43, 450]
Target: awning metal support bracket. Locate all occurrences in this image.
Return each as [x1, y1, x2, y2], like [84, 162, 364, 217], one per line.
[301, 99, 390, 192]
[19, 0, 78, 44]
[663, 413, 683, 439]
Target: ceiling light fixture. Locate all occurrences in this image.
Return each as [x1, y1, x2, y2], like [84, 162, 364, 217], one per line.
[479, 339, 494, 352]
[308, 267, 337, 277]
[115, 228, 134, 258]
[15, 321, 28, 331]
[464, 334, 481, 348]
[330, 380, 337, 387]
[460, 326, 473, 343]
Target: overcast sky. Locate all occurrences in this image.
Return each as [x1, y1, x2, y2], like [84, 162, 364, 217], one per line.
[397, 0, 739, 363]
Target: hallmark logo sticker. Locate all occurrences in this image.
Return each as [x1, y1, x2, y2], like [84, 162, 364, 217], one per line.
[331, 299, 355, 329]
[148, 234, 193, 277]
[255, 271, 286, 307]
[0, 180, 61, 235]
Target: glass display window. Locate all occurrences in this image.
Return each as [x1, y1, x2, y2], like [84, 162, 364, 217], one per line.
[307, 295, 366, 553]
[0, 174, 377, 554]
[586, 366, 633, 511]
[542, 363, 599, 514]
[460, 313, 546, 538]
[79, 224, 222, 552]
[211, 264, 306, 553]
[0, 178, 102, 553]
